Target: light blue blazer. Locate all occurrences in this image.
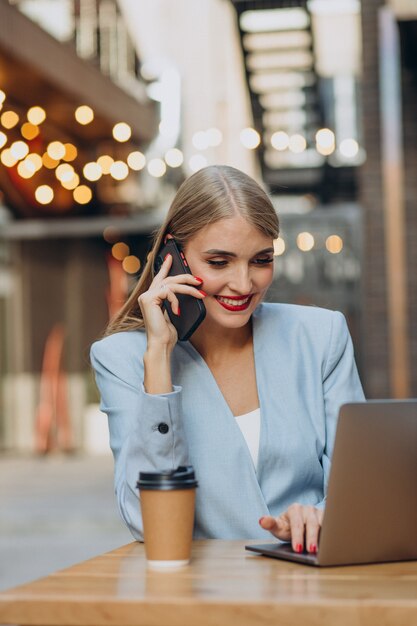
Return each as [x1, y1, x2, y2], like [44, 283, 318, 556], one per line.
[90, 303, 365, 541]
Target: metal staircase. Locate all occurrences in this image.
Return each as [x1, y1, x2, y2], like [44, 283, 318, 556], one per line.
[231, 0, 326, 193]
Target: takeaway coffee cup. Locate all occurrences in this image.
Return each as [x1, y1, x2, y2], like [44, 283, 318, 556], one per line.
[137, 466, 198, 569]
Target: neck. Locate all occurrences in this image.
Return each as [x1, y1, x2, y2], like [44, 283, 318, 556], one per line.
[189, 318, 253, 360]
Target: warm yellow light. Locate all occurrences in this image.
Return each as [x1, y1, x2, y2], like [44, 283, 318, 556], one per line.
[0, 131, 7, 149]
[83, 161, 102, 181]
[164, 148, 183, 168]
[273, 237, 286, 256]
[123, 255, 141, 274]
[10, 141, 29, 160]
[47, 141, 65, 160]
[26, 153, 43, 172]
[35, 185, 54, 204]
[339, 138, 359, 158]
[326, 235, 343, 254]
[73, 185, 92, 204]
[97, 155, 114, 174]
[206, 127, 223, 147]
[0, 90, 5, 104]
[42, 152, 59, 169]
[1, 111, 19, 129]
[315, 128, 335, 156]
[1, 149, 18, 167]
[112, 242, 130, 261]
[127, 151, 146, 171]
[240, 127, 261, 149]
[110, 160, 129, 180]
[27, 106, 46, 125]
[75, 105, 94, 125]
[17, 160, 35, 179]
[61, 173, 80, 190]
[188, 155, 207, 172]
[21, 123, 40, 140]
[147, 158, 166, 177]
[112, 122, 131, 142]
[271, 131, 289, 151]
[55, 163, 75, 182]
[289, 134, 307, 153]
[296, 231, 315, 252]
[63, 143, 77, 162]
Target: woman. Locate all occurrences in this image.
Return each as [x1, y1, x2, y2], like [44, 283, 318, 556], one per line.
[91, 165, 364, 554]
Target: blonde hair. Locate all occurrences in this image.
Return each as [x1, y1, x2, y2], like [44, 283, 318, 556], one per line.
[105, 165, 279, 336]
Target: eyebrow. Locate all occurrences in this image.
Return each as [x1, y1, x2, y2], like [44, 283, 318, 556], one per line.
[203, 247, 274, 257]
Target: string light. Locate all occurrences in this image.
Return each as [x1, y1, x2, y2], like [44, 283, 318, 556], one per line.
[35, 185, 54, 204]
[42, 152, 59, 169]
[240, 127, 261, 149]
[0, 131, 7, 149]
[273, 238, 286, 255]
[83, 162, 102, 181]
[1, 111, 19, 129]
[110, 160, 129, 180]
[10, 141, 29, 160]
[47, 141, 65, 160]
[21, 123, 39, 140]
[61, 173, 80, 190]
[75, 105, 94, 125]
[1, 149, 18, 167]
[123, 255, 141, 274]
[73, 185, 92, 204]
[55, 163, 75, 182]
[271, 131, 289, 151]
[112, 242, 130, 261]
[147, 158, 166, 177]
[296, 231, 315, 251]
[63, 143, 77, 162]
[97, 155, 114, 174]
[25, 153, 43, 172]
[326, 235, 343, 254]
[27, 106, 46, 125]
[165, 148, 183, 168]
[127, 151, 146, 171]
[112, 122, 131, 142]
[17, 160, 35, 179]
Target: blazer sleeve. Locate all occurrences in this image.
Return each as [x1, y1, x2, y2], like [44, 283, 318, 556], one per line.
[90, 336, 190, 541]
[316, 311, 365, 509]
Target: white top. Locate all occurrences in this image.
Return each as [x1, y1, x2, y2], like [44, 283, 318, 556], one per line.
[234, 408, 261, 471]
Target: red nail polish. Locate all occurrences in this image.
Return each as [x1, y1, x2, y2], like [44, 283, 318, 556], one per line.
[199, 290, 207, 297]
[309, 544, 317, 554]
[296, 544, 303, 553]
[259, 517, 265, 524]
[177, 306, 181, 316]
[194, 276, 203, 283]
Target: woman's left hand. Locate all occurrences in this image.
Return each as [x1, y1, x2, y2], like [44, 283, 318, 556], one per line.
[259, 503, 324, 554]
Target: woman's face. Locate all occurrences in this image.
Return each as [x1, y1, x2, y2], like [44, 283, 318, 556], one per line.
[183, 215, 275, 331]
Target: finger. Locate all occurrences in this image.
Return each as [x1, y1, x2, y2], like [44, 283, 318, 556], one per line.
[304, 507, 321, 554]
[287, 504, 305, 553]
[259, 515, 291, 541]
[161, 286, 180, 316]
[163, 274, 204, 287]
[155, 252, 173, 280]
[157, 283, 207, 299]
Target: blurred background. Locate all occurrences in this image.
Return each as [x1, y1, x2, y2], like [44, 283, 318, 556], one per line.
[0, 0, 416, 589]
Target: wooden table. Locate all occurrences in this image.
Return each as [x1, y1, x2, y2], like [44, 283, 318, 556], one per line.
[1, 540, 417, 626]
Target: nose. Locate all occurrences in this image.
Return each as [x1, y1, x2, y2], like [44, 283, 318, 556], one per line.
[229, 263, 253, 294]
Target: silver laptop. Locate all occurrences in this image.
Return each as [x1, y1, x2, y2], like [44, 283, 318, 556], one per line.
[246, 400, 417, 567]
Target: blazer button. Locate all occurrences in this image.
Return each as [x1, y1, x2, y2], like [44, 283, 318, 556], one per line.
[157, 422, 169, 434]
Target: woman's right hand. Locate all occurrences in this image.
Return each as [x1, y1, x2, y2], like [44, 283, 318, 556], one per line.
[138, 253, 205, 352]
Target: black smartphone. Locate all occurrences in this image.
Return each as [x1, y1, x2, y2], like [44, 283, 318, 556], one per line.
[153, 237, 206, 341]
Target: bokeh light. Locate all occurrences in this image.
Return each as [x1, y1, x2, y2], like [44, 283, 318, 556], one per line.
[112, 122, 131, 142]
[240, 127, 261, 149]
[47, 141, 65, 160]
[83, 162, 102, 181]
[73, 185, 92, 204]
[112, 242, 130, 261]
[21, 123, 40, 140]
[273, 238, 286, 256]
[110, 160, 129, 180]
[27, 106, 46, 125]
[97, 155, 114, 174]
[75, 105, 94, 125]
[10, 141, 29, 160]
[127, 151, 146, 170]
[147, 158, 166, 177]
[271, 131, 289, 151]
[123, 255, 141, 274]
[63, 143, 78, 162]
[35, 185, 54, 204]
[165, 148, 183, 168]
[296, 231, 315, 251]
[326, 235, 344, 254]
[289, 134, 307, 153]
[1, 111, 19, 129]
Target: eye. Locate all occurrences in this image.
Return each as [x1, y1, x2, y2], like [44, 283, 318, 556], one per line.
[253, 257, 274, 265]
[206, 259, 228, 267]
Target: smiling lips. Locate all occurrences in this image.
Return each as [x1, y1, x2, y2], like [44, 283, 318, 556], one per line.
[214, 294, 253, 311]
